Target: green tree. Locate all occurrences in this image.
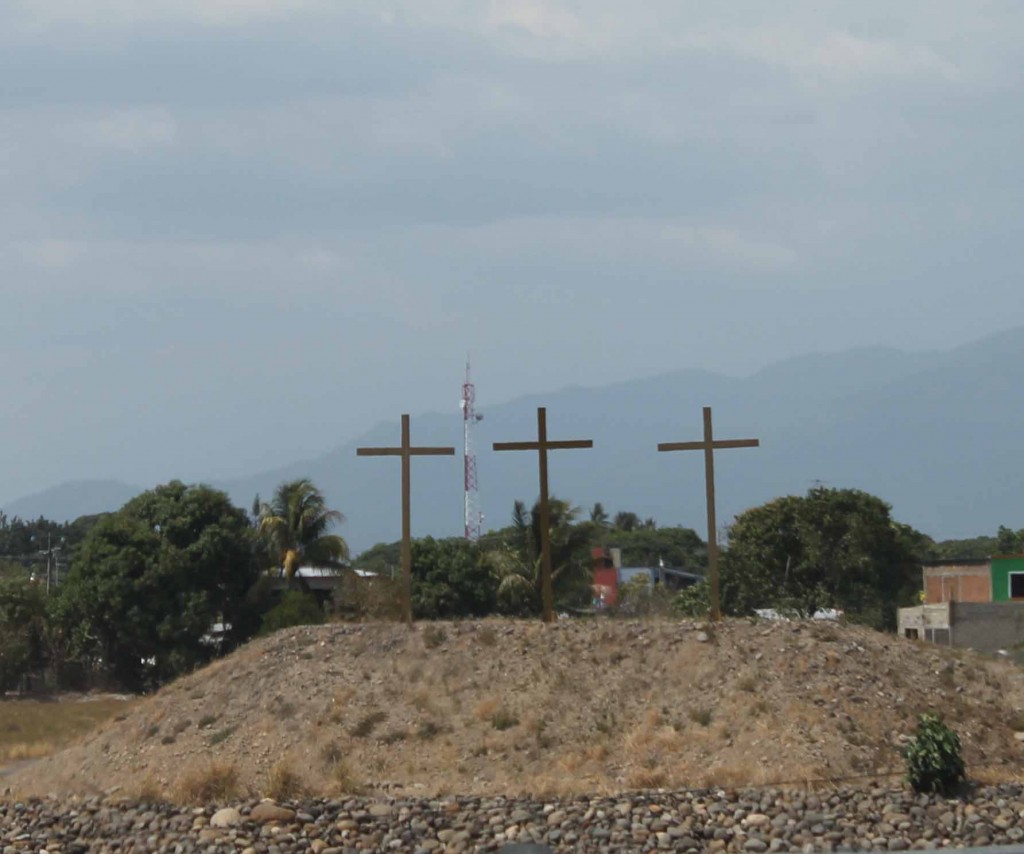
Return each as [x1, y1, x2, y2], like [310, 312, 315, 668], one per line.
[353, 540, 401, 578]
[721, 487, 921, 630]
[613, 511, 641, 532]
[997, 525, 1024, 554]
[488, 498, 594, 615]
[256, 479, 348, 579]
[259, 590, 325, 634]
[0, 576, 47, 690]
[410, 537, 497, 619]
[55, 481, 257, 689]
[596, 526, 706, 570]
[931, 534, 998, 560]
[589, 502, 610, 527]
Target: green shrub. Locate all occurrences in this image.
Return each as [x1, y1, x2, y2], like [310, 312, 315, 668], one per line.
[673, 581, 709, 618]
[903, 712, 965, 794]
[259, 590, 324, 634]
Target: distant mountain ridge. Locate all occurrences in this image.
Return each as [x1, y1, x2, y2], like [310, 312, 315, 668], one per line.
[5, 328, 1023, 553]
[3, 479, 142, 523]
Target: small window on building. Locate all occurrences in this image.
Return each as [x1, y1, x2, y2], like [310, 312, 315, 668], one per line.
[1010, 573, 1024, 599]
[904, 628, 919, 640]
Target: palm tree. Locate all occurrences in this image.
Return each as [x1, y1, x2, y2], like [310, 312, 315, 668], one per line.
[257, 479, 349, 581]
[613, 510, 641, 532]
[491, 497, 593, 615]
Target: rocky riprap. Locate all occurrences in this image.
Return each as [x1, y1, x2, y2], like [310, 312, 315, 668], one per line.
[7, 784, 1024, 853]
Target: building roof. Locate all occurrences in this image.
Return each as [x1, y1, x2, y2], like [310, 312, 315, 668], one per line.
[618, 566, 704, 584]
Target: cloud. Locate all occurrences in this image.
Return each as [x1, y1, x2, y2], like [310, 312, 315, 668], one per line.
[413, 216, 799, 272]
[4, 0, 333, 31]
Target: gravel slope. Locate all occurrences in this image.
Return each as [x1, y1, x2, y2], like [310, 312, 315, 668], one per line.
[9, 618, 1024, 802]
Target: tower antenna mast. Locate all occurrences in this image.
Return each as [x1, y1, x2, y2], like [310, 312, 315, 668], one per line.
[461, 356, 484, 540]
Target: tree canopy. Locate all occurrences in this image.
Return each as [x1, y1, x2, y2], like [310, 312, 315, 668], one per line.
[721, 487, 921, 629]
[0, 575, 47, 690]
[410, 537, 497, 619]
[55, 481, 257, 689]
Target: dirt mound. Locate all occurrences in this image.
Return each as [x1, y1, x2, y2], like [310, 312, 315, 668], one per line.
[11, 618, 1024, 801]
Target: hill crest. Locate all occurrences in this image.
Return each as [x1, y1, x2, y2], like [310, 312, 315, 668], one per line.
[12, 618, 1024, 802]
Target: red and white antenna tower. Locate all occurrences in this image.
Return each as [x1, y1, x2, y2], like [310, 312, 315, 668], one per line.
[461, 356, 484, 541]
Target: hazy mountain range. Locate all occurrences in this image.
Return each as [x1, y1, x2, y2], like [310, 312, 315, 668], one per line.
[5, 328, 1023, 553]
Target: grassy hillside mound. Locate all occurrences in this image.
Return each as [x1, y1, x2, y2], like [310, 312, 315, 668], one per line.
[11, 618, 1024, 802]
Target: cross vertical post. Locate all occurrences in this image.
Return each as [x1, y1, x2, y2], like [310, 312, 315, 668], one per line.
[493, 406, 593, 623]
[658, 406, 759, 621]
[357, 414, 455, 624]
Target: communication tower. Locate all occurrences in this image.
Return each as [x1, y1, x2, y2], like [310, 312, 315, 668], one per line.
[460, 357, 484, 540]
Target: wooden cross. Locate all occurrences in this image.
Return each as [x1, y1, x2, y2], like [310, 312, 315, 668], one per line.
[493, 406, 593, 623]
[658, 406, 759, 621]
[357, 414, 455, 624]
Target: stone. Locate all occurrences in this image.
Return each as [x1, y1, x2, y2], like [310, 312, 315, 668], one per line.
[250, 802, 296, 824]
[210, 807, 242, 828]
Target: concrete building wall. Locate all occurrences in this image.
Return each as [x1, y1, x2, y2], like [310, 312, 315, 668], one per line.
[949, 602, 1024, 653]
[898, 603, 951, 642]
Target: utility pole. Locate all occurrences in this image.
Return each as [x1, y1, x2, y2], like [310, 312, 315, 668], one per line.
[38, 534, 65, 595]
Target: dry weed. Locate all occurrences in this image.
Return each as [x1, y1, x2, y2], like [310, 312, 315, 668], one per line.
[175, 762, 240, 804]
[410, 688, 435, 713]
[265, 761, 311, 800]
[473, 697, 500, 721]
[329, 760, 363, 794]
[320, 740, 344, 767]
[689, 707, 713, 727]
[626, 767, 668, 789]
[133, 776, 164, 803]
[349, 710, 387, 738]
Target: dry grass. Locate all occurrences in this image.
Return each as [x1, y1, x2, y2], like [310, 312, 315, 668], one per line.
[13, 618, 1024, 802]
[175, 762, 241, 804]
[329, 759, 363, 794]
[132, 776, 164, 802]
[0, 697, 132, 763]
[265, 760, 311, 800]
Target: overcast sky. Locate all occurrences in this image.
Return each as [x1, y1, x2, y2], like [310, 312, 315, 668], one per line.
[2, 1, 1023, 504]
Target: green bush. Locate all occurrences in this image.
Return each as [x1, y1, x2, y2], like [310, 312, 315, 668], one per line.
[259, 590, 324, 634]
[903, 712, 966, 794]
[673, 580, 709, 618]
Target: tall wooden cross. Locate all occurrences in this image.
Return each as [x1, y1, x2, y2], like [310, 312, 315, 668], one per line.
[493, 406, 593, 623]
[658, 406, 759, 621]
[357, 414, 455, 624]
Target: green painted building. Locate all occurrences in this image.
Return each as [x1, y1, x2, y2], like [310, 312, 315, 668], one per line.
[990, 555, 1024, 602]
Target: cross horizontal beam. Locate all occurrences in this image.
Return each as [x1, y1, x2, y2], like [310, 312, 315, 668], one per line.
[657, 438, 759, 453]
[356, 446, 456, 457]
[493, 440, 593, 452]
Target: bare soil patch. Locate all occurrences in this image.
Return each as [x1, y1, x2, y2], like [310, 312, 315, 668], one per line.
[9, 618, 1024, 802]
